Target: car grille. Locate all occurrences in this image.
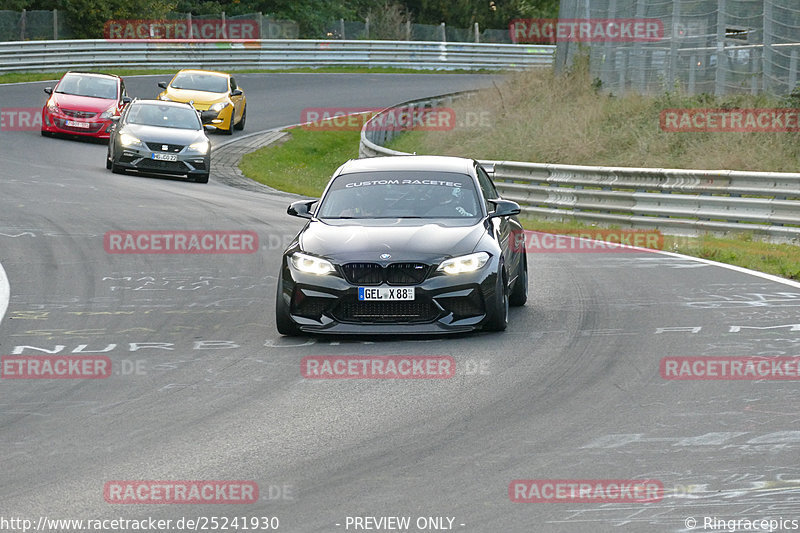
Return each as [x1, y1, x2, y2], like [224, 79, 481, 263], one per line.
[340, 262, 431, 286]
[333, 298, 440, 323]
[61, 109, 98, 119]
[145, 142, 184, 153]
[136, 159, 189, 172]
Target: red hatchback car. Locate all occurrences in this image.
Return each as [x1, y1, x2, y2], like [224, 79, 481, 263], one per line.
[41, 72, 131, 140]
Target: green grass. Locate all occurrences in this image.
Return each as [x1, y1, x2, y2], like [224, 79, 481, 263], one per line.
[239, 126, 360, 198]
[0, 66, 492, 85]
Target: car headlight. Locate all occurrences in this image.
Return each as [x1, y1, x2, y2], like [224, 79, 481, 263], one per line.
[437, 252, 490, 275]
[100, 105, 117, 119]
[187, 140, 209, 154]
[290, 252, 335, 275]
[119, 132, 143, 148]
[209, 102, 227, 113]
[159, 94, 171, 101]
[46, 98, 58, 113]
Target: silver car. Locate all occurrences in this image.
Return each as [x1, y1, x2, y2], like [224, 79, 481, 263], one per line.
[106, 99, 212, 183]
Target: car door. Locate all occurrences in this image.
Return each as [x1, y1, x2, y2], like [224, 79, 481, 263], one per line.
[476, 163, 521, 278]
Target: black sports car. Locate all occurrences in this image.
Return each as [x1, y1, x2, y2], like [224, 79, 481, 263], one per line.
[275, 155, 528, 335]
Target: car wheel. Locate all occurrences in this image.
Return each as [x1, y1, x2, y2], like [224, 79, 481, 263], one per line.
[484, 267, 509, 332]
[276, 270, 300, 336]
[41, 130, 53, 137]
[193, 173, 209, 184]
[509, 253, 528, 307]
[234, 105, 246, 131]
[222, 123, 233, 135]
[111, 162, 125, 175]
[106, 152, 112, 170]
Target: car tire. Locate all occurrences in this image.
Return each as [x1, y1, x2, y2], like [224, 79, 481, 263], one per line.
[484, 267, 509, 332]
[276, 270, 300, 336]
[41, 130, 53, 137]
[509, 253, 528, 307]
[193, 173, 209, 184]
[234, 105, 246, 131]
[106, 153, 112, 170]
[111, 162, 125, 175]
[222, 124, 233, 135]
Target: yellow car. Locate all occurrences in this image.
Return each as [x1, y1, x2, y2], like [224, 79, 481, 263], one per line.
[157, 69, 246, 135]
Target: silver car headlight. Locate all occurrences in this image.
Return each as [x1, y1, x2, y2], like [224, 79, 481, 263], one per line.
[187, 140, 210, 154]
[291, 252, 335, 275]
[209, 102, 227, 113]
[119, 132, 144, 148]
[437, 252, 490, 275]
[159, 94, 171, 101]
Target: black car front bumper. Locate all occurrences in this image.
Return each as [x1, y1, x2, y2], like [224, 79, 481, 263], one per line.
[278, 257, 501, 335]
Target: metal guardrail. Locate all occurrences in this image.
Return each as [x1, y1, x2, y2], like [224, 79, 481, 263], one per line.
[360, 94, 800, 241]
[0, 39, 554, 72]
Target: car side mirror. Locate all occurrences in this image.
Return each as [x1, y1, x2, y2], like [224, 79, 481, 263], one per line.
[121, 96, 132, 104]
[157, 81, 167, 89]
[231, 89, 243, 97]
[487, 199, 521, 218]
[287, 200, 316, 219]
[43, 86, 52, 94]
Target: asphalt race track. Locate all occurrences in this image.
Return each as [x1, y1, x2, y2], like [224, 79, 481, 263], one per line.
[1, 73, 800, 532]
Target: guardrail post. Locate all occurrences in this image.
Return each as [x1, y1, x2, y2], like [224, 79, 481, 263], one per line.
[340, 18, 345, 39]
[668, 0, 680, 88]
[53, 9, 58, 40]
[19, 9, 26, 40]
[440, 22, 446, 42]
[406, 20, 411, 40]
[474, 22, 479, 43]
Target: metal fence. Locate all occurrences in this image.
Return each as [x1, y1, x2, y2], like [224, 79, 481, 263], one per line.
[0, 40, 553, 73]
[1, 9, 511, 43]
[556, 0, 800, 96]
[360, 93, 800, 241]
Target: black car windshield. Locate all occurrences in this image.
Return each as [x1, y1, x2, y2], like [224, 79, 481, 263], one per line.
[55, 74, 118, 99]
[317, 171, 482, 219]
[126, 104, 201, 130]
[170, 72, 228, 93]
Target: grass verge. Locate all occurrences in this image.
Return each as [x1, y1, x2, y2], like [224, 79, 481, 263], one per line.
[239, 126, 360, 198]
[240, 123, 800, 282]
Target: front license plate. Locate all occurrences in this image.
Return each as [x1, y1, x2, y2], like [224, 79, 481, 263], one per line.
[358, 287, 415, 301]
[152, 152, 178, 161]
[65, 120, 90, 128]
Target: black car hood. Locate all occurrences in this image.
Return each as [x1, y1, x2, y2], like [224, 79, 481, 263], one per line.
[300, 219, 486, 263]
[121, 124, 206, 145]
